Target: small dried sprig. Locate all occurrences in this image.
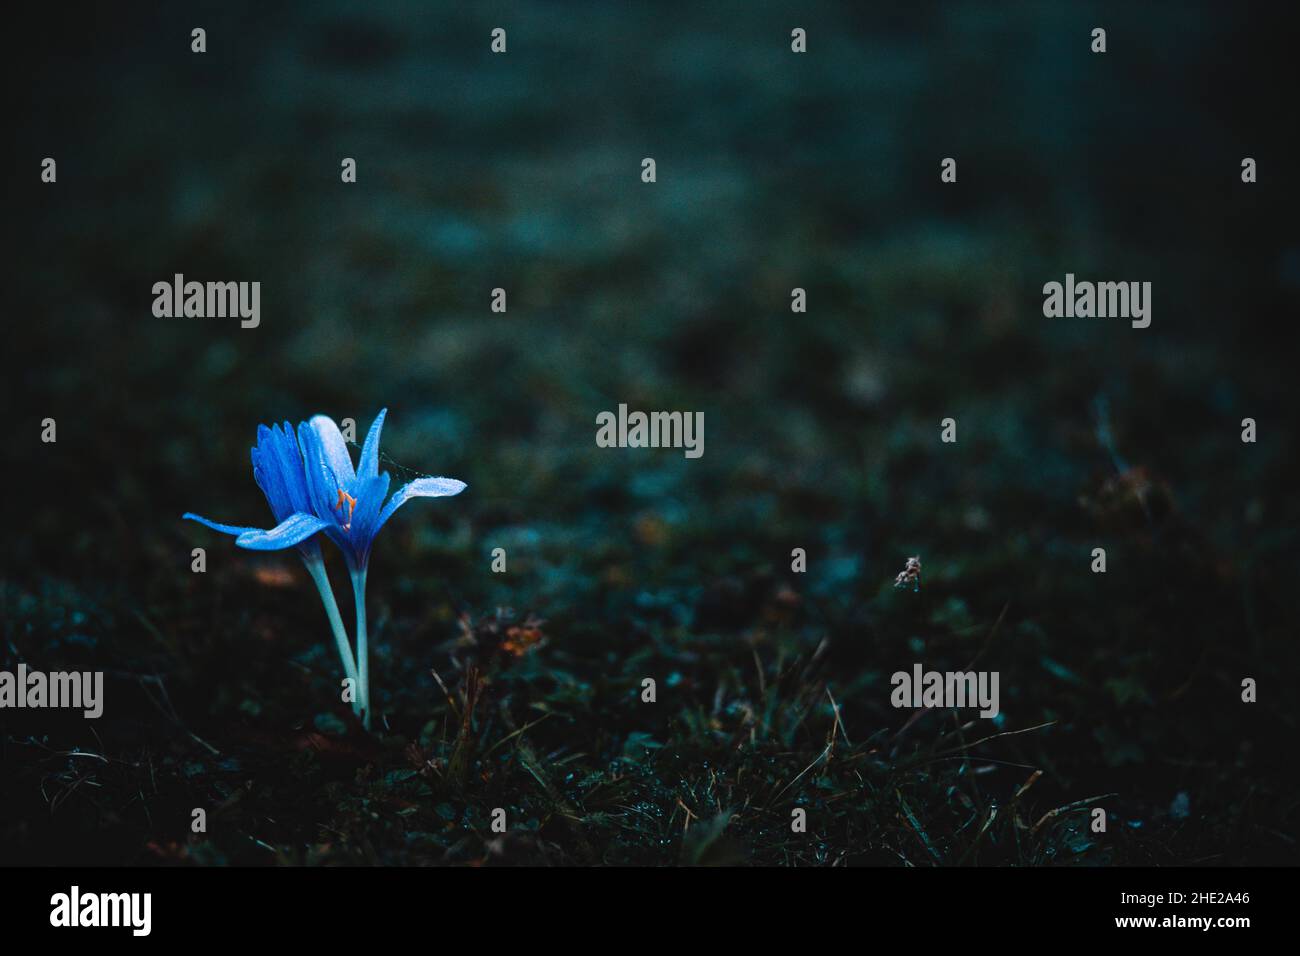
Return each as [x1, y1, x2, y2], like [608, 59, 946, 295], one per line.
[894, 556, 922, 592]
[456, 608, 547, 666]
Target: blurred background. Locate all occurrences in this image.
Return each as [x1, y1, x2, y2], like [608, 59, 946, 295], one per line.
[3, 0, 1297, 865]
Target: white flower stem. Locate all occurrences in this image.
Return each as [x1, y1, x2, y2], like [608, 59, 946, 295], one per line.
[302, 554, 360, 717]
[351, 567, 371, 731]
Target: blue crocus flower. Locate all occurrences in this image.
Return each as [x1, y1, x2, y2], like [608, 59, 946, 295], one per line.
[297, 408, 467, 575]
[183, 421, 359, 710]
[184, 422, 331, 552]
[183, 409, 465, 732]
[296, 408, 466, 730]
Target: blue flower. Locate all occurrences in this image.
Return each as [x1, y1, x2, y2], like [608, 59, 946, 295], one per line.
[183, 420, 361, 708]
[183, 422, 331, 552]
[297, 408, 465, 730]
[182, 408, 465, 732]
[297, 408, 466, 573]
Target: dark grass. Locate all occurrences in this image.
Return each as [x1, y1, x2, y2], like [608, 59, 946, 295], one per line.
[3, 0, 1299, 865]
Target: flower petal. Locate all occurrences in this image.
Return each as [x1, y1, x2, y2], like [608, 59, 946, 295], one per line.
[183, 513, 261, 537]
[233, 512, 331, 551]
[298, 417, 352, 524]
[271, 421, 314, 515]
[251, 425, 294, 522]
[357, 408, 387, 481]
[348, 472, 391, 552]
[304, 414, 356, 487]
[377, 476, 467, 529]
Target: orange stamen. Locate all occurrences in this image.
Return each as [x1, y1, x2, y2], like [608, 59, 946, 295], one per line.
[334, 488, 358, 530]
